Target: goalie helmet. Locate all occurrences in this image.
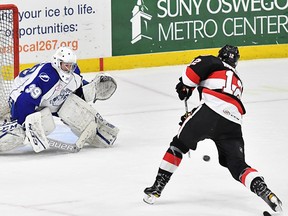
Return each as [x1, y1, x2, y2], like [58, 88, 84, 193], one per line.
[51, 47, 77, 83]
[218, 45, 240, 68]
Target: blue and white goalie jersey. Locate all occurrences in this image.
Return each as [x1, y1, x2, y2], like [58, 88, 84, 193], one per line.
[10, 62, 85, 124]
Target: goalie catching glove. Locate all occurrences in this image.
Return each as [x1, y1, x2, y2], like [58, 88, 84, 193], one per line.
[82, 73, 117, 103]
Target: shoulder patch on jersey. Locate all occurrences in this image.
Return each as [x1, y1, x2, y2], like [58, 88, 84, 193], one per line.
[39, 72, 50, 82]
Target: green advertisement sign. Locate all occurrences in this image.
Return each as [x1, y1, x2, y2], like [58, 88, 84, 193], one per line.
[112, 0, 288, 56]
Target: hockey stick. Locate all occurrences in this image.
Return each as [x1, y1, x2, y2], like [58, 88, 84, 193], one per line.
[183, 99, 192, 158]
[184, 99, 211, 161]
[0, 121, 80, 153]
[184, 99, 189, 117]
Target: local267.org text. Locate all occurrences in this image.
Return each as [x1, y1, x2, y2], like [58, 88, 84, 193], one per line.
[0, 39, 78, 54]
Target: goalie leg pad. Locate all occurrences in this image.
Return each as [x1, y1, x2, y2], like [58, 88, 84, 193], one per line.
[58, 94, 97, 136]
[38, 107, 56, 135]
[0, 108, 55, 153]
[58, 93, 119, 148]
[88, 119, 119, 148]
[0, 122, 25, 152]
[25, 111, 51, 153]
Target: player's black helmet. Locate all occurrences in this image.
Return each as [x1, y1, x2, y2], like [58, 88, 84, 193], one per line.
[218, 45, 240, 68]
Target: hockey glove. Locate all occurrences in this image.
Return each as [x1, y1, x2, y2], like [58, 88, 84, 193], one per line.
[175, 78, 194, 101]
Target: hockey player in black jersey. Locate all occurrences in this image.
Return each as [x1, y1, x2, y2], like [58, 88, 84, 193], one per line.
[143, 45, 283, 213]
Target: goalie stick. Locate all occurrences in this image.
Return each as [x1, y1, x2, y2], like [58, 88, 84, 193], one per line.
[48, 138, 80, 153]
[0, 121, 80, 153]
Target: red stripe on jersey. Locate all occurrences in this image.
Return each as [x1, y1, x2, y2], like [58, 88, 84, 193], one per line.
[163, 152, 181, 166]
[240, 168, 258, 186]
[207, 70, 227, 79]
[186, 67, 200, 84]
[203, 88, 244, 114]
[208, 70, 240, 86]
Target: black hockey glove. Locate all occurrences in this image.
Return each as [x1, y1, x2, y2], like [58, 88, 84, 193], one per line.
[175, 78, 194, 101]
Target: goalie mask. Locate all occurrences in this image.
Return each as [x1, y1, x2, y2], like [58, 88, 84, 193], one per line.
[52, 47, 77, 83]
[218, 45, 240, 68]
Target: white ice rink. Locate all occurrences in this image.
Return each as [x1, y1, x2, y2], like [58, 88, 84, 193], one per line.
[0, 58, 287, 216]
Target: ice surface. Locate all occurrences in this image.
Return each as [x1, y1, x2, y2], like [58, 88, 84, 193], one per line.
[0, 58, 287, 216]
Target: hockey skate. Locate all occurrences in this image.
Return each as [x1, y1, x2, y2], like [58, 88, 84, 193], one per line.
[143, 173, 170, 204]
[260, 189, 282, 212]
[251, 177, 283, 212]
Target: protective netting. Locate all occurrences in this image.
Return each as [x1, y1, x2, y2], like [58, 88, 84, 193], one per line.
[0, 5, 18, 118]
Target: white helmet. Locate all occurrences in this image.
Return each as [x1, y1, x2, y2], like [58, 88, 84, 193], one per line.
[51, 47, 77, 83]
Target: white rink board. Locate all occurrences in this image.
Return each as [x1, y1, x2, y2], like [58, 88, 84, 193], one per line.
[1, 0, 111, 62]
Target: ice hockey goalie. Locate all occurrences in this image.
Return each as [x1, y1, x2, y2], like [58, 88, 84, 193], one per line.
[0, 47, 119, 153]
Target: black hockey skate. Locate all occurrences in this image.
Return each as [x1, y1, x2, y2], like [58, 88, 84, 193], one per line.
[143, 173, 170, 204]
[251, 177, 283, 212]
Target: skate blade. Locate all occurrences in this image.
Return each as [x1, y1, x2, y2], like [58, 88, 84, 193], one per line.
[275, 205, 283, 213]
[143, 194, 157, 205]
[270, 196, 283, 213]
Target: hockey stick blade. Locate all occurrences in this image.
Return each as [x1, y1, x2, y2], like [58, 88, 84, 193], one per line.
[48, 138, 80, 153]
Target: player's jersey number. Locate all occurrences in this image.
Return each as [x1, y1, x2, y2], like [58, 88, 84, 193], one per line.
[223, 70, 243, 99]
[190, 58, 243, 99]
[25, 84, 42, 99]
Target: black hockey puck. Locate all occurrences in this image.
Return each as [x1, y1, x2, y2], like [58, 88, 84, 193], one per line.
[263, 211, 271, 216]
[203, 155, 210, 162]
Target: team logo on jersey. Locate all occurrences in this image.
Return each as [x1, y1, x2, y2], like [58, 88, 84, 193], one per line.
[51, 89, 72, 106]
[223, 109, 230, 115]
[39, 73, 50, 82]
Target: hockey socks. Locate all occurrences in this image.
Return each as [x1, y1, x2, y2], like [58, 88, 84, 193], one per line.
[159, 146, 183, 174]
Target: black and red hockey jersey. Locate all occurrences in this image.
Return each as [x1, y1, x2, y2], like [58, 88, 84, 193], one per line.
[182, 55, 246, 124]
